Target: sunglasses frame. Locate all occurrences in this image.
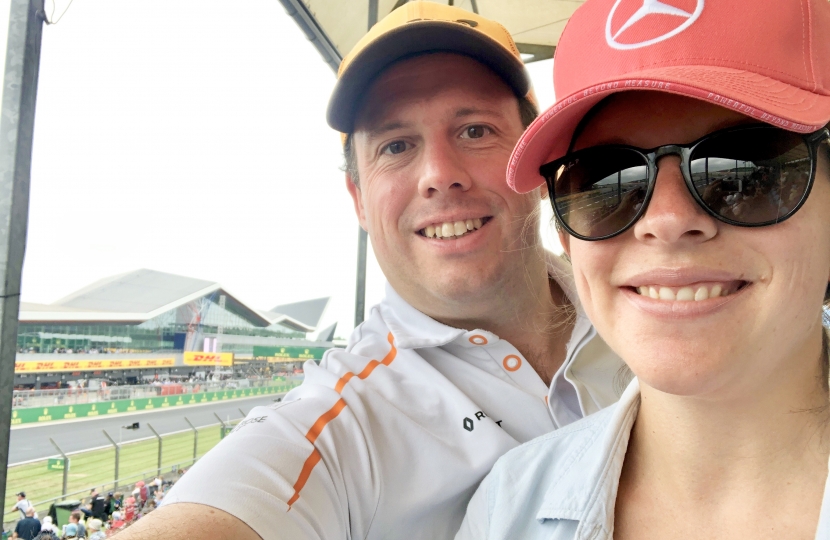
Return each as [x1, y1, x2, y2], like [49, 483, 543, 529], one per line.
[541, 124, 830, 242]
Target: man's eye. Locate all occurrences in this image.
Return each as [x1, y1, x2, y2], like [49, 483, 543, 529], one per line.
[461, 126, 489, 139]
[382, 141, 409, 155]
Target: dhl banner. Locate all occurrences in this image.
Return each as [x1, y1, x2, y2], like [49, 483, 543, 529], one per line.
[183, 351, 233, 367]
[14, 358, 176, 374]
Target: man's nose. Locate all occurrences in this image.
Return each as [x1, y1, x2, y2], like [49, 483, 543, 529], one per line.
[416, 138, 473, 197]
[632, 155, 718, 245]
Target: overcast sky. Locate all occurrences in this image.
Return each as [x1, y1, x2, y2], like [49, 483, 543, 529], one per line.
[1, 0, 559, 338]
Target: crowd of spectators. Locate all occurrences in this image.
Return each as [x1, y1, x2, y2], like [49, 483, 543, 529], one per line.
[17, 347, 135, 355]
[8, 475, 178, 539]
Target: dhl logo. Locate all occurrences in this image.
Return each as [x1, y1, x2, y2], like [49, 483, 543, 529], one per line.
[183, 352, 233, 366]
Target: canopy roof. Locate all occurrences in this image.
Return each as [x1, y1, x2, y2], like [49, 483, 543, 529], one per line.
[19, 269, 321, 332]
[279, 0, 583, 72]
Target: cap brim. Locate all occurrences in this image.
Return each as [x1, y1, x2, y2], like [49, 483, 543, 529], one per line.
[327, 21, 529, 134]
[509, 66, 830, 193]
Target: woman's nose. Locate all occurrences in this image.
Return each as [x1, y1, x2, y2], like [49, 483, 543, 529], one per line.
[632, 155, 718, 245]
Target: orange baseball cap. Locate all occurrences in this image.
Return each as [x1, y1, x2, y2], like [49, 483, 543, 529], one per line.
[326, 1, 531, 134]
[508, 0, 830, 194]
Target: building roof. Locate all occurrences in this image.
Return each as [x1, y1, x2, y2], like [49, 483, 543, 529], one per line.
[269, 297, 330, 328]
[53, 269, 216, 313]
[316, 322, 338, 343]
[19, 269, 319, 332]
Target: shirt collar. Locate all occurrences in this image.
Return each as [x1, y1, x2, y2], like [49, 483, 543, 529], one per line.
[379, 284, 465, 349]
[536, 379, 641, 538]
[379, 251, 579, 350]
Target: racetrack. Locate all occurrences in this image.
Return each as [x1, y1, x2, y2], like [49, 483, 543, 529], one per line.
[9, 394, 284, 465]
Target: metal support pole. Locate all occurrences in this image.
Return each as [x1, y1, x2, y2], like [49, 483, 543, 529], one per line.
[354, 228, 368, 326]
[213, 412, 226, 427]
[0, 0, 45, 519]
[184, 417, 198, 461]
[368, 0, 378, 29]
[49, 438, 69, 499]
[237, 407, 246, 418]
[147, 423, 162, 477]
[353, 0, 379, 328]
[103, 430, 120, 491]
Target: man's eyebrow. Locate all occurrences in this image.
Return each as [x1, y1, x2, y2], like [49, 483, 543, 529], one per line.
[455, 107, 504, 119]
[366, 121, 411, 139]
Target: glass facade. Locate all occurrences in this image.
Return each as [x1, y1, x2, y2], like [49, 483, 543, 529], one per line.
[18, 296, 304, 354]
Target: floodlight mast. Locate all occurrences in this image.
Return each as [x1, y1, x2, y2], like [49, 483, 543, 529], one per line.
[0, 0, 45, 520]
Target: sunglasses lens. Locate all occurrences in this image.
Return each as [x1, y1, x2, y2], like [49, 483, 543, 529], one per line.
[550, 147, 649, 239]
[690, 127, 812, 224]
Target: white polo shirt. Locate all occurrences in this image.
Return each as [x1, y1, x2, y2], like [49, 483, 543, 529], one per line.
[162, 255, 624, 540]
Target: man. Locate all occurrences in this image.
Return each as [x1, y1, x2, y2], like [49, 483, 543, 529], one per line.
[12, 508, 40, 540]
[116, 2, 623, 539]
[12, 493, 31, 520]
[65, 511, 86, 539]
[88, 489, 106, 521]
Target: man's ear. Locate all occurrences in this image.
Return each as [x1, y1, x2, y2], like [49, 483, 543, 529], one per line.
[345, 175, 368, 231]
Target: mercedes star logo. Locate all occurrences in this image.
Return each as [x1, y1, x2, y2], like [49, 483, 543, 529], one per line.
[606, 0, 704, 50]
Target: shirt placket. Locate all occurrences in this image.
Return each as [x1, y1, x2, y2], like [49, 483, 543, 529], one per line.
[461, 330, 548, 398]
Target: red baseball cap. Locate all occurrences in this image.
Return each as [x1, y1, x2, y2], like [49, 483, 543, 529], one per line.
[509, 0, 830, 193]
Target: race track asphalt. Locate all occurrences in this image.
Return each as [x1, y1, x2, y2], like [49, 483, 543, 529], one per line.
[8, 394, 284, 465]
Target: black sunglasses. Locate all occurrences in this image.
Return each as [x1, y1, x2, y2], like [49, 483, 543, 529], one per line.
[540, 124, 830, 241]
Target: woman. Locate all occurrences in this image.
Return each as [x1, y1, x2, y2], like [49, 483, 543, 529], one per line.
[457, 0, 830, 538]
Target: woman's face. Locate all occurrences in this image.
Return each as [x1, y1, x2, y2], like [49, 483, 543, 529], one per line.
[562, 92, 830, 399]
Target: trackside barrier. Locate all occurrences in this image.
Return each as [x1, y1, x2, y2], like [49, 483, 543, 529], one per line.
[9, 382, 299, 425]
[3, 419, 243, 527]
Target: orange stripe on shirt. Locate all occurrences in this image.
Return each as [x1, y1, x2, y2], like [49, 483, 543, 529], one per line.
[306, 398, 347, 445]
[286, 333, 397, 510]
[286, 448, 321, 508]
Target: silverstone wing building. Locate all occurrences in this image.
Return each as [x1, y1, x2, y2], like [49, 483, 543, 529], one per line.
[15, 269, 336, 388]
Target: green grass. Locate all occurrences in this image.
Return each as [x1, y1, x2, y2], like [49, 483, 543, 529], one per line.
[4, 425, 224, 521]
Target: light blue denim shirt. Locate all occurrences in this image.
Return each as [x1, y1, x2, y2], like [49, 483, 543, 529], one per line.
[456, 379, 830, 540]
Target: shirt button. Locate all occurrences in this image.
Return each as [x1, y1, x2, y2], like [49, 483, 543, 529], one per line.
[469, 334, 488, 345]
[503, 355, 522, 372]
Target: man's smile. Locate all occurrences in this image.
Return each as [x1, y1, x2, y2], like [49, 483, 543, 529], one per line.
[418, 217, 492, 239]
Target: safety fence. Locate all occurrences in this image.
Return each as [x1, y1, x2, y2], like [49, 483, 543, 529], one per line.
[10, 380, 300, 425]
[3, 416, 242, 527]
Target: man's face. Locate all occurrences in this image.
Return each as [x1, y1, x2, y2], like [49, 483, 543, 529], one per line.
[347, 53, 541, 319]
